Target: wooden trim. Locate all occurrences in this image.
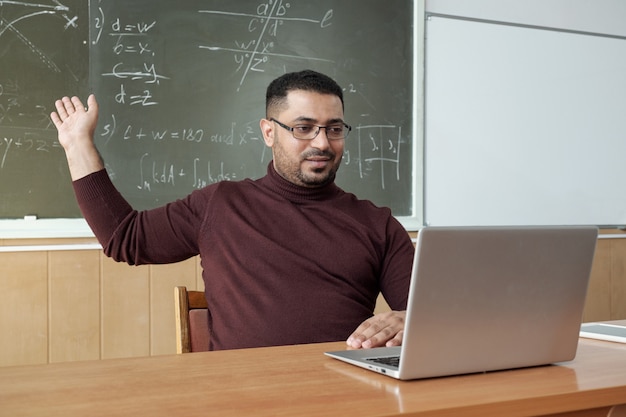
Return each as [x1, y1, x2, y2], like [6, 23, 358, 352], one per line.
[174, 286, 191, 354]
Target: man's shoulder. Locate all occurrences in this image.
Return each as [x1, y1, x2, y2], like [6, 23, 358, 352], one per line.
[336, 189, 392, 215]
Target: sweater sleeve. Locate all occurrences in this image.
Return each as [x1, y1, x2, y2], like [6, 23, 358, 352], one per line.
[73, 169, 202, 265]
[73, 170, 134, 246]
[379, 216, 414, 311]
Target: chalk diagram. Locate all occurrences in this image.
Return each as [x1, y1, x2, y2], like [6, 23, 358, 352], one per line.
[353, 124, 402, 190]
[0, 1, 78, 73]
[0, 1, 82, 128]
[198, 1, 334, 91]
[0, 1, 85, 172]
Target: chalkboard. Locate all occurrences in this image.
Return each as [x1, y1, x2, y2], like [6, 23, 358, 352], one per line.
[0, 0, 414, 220]
[88, 0, 414, 217]
[424, 15, 626, 226]
[0, 1, 88, 218]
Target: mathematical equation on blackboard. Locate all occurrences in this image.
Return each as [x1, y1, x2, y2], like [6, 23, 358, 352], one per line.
[89, 0, 406, 195]
[95, 121, 403, 192]
[92, 0, 335, 103]
[198, 1, 334, 91]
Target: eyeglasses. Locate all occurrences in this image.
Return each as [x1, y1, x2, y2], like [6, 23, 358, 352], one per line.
[270, 118, 351, 140]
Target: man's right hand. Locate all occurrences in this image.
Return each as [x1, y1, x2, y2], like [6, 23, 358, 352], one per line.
[50, 94, 104, 180]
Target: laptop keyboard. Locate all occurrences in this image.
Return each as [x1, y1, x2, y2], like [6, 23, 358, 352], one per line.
[366, 356, 400, 368]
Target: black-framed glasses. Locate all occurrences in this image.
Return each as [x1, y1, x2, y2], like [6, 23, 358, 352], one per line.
[270, 118, 351, 140]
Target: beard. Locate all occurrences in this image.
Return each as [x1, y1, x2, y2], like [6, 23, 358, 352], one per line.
[297, 149, 342, 187]
[273, 146, 343, 188]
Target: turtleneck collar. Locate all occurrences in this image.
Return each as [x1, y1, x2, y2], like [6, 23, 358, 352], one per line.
[260, 162, 341, 204]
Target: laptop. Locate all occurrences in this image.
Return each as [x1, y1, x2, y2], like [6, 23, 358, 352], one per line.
[325, 225, 598, 380]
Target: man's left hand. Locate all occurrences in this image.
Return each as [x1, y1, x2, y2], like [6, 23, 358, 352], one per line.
[346, 310, 406, 349]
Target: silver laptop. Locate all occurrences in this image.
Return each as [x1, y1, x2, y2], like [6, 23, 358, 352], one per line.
[325, 225, 598, 380]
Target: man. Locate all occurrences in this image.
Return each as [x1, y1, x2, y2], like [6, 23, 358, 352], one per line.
[51, 70, 414, 351]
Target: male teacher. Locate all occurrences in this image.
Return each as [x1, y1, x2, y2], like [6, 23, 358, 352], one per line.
[51, 69, 414, 351]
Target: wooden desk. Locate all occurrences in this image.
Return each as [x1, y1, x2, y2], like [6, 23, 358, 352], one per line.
[1, 339, 626, 417]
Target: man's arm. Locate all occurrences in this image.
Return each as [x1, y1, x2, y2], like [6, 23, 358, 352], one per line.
[51, 94, 201, 265]
[347, 214, 414, 349]
[50, 95, 104, 180]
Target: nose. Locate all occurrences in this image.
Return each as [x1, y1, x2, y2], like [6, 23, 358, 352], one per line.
[310, 127, 331, 150]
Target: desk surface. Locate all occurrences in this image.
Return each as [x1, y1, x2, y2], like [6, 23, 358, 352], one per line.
[1, 338, 626, 417]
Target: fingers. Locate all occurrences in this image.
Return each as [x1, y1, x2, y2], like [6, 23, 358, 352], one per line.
[385, 330, 403, 347]
[67, 96, 85, 115]
[52, 96, 77, 122]
[86, 94, 98, 112]
[346, 311, 406, 349]
[50, 95, 97, 128]
[52, 98, 68, 123]
[50, 110, 62, 128]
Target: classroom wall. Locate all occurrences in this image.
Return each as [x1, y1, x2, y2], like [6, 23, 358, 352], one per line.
[1, 231, 626, 367]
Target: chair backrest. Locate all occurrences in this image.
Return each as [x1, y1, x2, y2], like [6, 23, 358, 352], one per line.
[174, 286, 209, 353]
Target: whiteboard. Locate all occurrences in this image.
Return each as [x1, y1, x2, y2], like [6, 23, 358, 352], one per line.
[424, 16, 626, 227]
[425, 0, 626, 38]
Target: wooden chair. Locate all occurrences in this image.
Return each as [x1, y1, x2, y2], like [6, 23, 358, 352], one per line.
[174, 286, 210, 353]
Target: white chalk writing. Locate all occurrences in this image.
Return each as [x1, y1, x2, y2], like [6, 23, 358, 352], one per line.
[198, 1, 334, 91]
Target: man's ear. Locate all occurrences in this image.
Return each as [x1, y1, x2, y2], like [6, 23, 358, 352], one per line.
[259, 118, 274, 147]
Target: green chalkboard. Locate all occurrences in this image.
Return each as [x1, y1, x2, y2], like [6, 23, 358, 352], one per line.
[0, 0, 89, 218]
[1, 0, 414, 219]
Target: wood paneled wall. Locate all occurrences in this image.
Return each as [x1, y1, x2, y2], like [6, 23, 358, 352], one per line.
[585, 234, 626, 321]
[0, 238, 203, 367]
[1, 232, 626, 367]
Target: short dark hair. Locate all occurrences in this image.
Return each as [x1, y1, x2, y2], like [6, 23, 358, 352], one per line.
[265, 70, 344, 117]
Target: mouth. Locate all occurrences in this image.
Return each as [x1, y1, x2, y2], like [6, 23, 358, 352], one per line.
[304, 156, 331, 169]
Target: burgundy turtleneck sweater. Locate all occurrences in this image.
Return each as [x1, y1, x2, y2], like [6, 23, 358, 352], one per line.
[73, 163, 414, 350]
